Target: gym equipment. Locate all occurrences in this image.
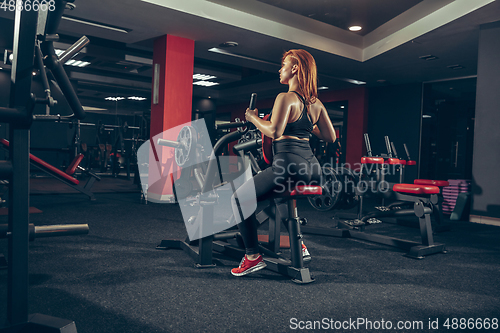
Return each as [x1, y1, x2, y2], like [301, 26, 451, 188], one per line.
[0, 223, 89, 240]
[0, 139, 101, 200]
[307, 166, 340, 211]
[391, 141, 451, 231]
[0, 1, 86, 331]
[301, 134, 447, 259]
[307, 166, 359, 211]
[156, 94, 321, 283]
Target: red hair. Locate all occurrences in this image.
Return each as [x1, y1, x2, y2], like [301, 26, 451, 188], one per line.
[282, 49, 318, 105]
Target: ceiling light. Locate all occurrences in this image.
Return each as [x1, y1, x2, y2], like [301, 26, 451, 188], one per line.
[0, 67, 3, 70]
[419, 55, 439, 61]
[193, 81, 219, 87]
[318, 86, 329, 90]
[64, 59, 90, 67]
[345, 79, 366, 85]
[82, 106, 107, 111]
[340, 106, 345, 109]
[62, 16, 129, 34]
[348, 26, 362, 32]
[219, 41, 238, 48]
[105, 97, 126, 101]
[193, 74, 216, 81]
[208, 48, 278, 66]
[423, 115, 432, 118]
[447, 64, 464, 70]
[32, 71, 37, 76]
[128, 96, 147, 101]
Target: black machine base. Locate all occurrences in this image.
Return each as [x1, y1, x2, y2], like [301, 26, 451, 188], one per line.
[406, 244, 447, 260]
[158, 238, 315, 284]
[0, 313, 77, 333]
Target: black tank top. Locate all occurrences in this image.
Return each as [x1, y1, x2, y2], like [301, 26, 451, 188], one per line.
[282, 91, 314, 139]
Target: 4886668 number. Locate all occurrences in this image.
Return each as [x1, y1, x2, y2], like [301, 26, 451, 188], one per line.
[1, 0, 56, 12]
[443, 318, 498, 330]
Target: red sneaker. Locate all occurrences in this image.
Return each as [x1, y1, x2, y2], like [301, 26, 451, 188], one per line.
[231, 255, 267, 276]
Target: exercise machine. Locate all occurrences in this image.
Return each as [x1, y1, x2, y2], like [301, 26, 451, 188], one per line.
[155, 94, 322, 283]
[301, 134, 447, 259]
[0, 139, 100, 200]
[0, 1, 89, 331]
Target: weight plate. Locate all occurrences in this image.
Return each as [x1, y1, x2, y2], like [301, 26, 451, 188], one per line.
[173, 177, 193, 200]
[335, 167, 360, 210]
[307, 166, 341, 211]
[175, 126, 197, 167]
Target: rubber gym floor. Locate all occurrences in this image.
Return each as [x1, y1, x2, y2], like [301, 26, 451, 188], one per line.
[1, 178, 499, 333]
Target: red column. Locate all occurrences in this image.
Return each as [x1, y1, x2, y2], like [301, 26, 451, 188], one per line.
[148, 35, 194, 203]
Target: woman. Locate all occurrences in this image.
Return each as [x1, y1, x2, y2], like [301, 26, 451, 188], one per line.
[231, 49, 337, 277]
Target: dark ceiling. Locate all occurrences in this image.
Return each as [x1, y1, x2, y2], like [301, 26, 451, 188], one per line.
[0, 0, 499, 116]
[257, 0, 424, 35]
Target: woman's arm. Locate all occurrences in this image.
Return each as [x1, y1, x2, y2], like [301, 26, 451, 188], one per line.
[312, 105, 336, 143]
[245, 93, 291, 139]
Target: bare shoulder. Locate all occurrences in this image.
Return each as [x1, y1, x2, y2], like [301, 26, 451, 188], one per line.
[309, 98, 326, 120]
[311, 98, 325, 109]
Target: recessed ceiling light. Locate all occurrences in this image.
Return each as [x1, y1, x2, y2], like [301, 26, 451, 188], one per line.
[128, 96, 147, 101]
[105, 97, 126, 101]
[340, 106, 345, 109]
[447, 64, 464, 70]
[423, 115, 432, 118]
[349, 26, 362, 32]
[219, 41, 238, 48]
[0, 67, 3, 70]
[82, 106, 107, 111]
[62, 16, 129, 34]
[419, 55, 439, 61]
[193, 74, 216, 81]
[318, 86, 329, 90]
[208, 48, 278, 66]
[193, 81, 219, 87]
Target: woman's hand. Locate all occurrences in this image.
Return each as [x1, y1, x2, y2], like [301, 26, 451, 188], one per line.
[245, 108, 259, 123]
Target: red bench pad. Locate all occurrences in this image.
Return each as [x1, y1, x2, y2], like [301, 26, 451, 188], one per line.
[1, 139, 79, 185]
[384, 158, 400, 165]
[66, 154, 84, 175]
[393, 183, 439, 195]
[290, 185, 322, 196]
[414, 179, 449, 187]
[407, 160, 417, 166]
[361, 157, 384, 164]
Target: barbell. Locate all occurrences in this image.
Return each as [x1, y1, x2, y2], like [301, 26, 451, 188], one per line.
[157, 125, 198, 167]
[0, 223, 89, 241]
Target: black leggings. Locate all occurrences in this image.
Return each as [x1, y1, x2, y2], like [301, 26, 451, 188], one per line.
[232, 139, 322, 255]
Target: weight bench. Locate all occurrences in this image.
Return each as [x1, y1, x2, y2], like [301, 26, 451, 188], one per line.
[341, 183, 447, 259]
[302, 158, 447, 258]
[1, 139, 100, 200]
[413, 179, 451, 232]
